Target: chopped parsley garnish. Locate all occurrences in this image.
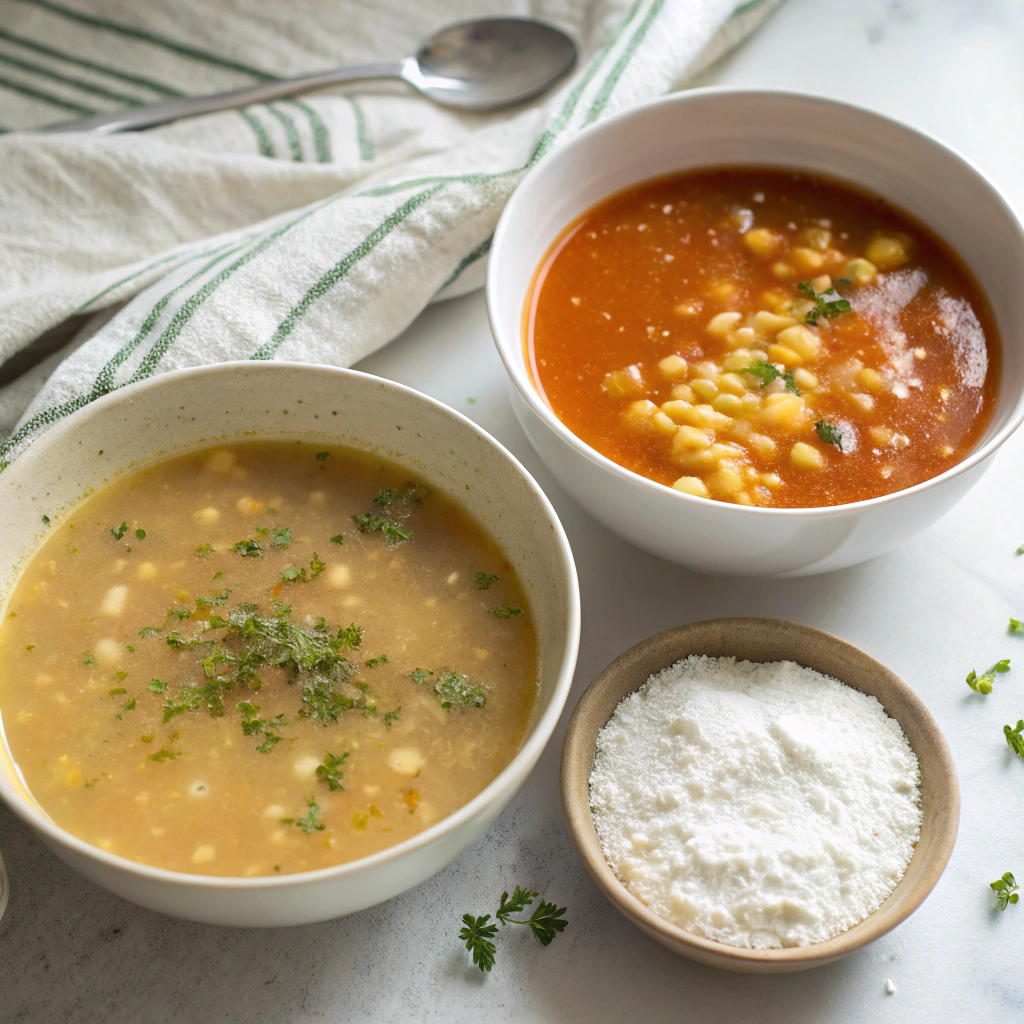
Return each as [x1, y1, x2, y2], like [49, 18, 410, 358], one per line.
[815, 420, 844, 450]
[1010, 618, 1024, 635]
[83, 651, 95, 666]
[125, 644, 135, 654]
[365, 655, 389, 668]
[372, 486, 425, 508]
[195, 589, 230, 609]
[109, 521, 128, 540]
[135, 528, 146, 540]
[410, 669, 433, 685]
[737, 360, 799, 394]
[271, 527, 292, 549]
[212, 571, 224, 580]
[797, 279, 852, 325]
[168, 607, 192, 621]
[383, 707, 401, 727]
[41, 515, 50, 526]
[315, 451, 330, 468]
[1017, 544, 1024, 556]
[237, 700, 286, 753]
[330, 534, 344, 545]
[316, 751, 349, 791]
[140, 735, 153, 743]
[1005, 720, 1024, 759]
[992, 872, 1020, 910]
[434, 670, 485, 709]
[138, 626, 162, 639]
[108, 687, 126, 696]
[147, 747, 180, 763]
[352, 512, 412, 544]
[460, 887, 568, 972]
[492, 607, 523, 619]
[966, 660, 1010, 695]
[283, 797, 325, 834]
[148, 678, 168, 693]
[194, 544, 214, 558]
[474, 572, 500, 590]
[231, 537, 263, 557]
[161, 603, 367, 730]
[281, 565, 305, 583]
[113, 671, 128, 682]
[309, 552, 325, 579]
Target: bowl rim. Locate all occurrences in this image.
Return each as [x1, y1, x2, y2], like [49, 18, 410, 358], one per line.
[0, 361, 582, 890]
[487, 85, 1024, 518]
[559, 616, 960, 967]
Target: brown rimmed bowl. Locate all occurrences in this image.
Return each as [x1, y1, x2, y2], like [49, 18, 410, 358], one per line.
[560, 617, 959, 973]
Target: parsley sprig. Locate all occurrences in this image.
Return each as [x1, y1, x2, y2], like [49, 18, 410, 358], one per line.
[460, 887, 568, 973]
[737, 360, 799, 394]
[815, 420, 844, 450]
[353, 512, 412, 544]
[798, 279, 852, 325]
[474, 571, 500, 590]
[1004, 720, 1024, 758]
[991, 872, 1020, 910]
[282, 797, 325, 834]
[967, 659, 1010, 695]
[316, 751, 349, 791]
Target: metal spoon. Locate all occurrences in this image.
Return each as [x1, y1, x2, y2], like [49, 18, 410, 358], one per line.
[37, 17, 576, 135]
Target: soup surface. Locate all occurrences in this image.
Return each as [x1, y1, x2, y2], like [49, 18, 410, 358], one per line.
[0, 442, 537, 876]
[527, 168, 1000, 508]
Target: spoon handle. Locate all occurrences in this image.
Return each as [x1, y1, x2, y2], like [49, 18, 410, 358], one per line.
[34, 60, 406, 134]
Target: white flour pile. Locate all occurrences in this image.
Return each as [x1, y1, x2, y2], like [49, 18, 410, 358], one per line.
[590, 656, 922, 949]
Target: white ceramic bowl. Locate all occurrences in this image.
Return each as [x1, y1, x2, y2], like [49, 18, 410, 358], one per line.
[0, 363, 580, 926]
[487, 88, 1024, 576]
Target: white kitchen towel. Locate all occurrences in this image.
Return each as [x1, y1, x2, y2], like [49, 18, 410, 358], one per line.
[0, 0, 782, 463]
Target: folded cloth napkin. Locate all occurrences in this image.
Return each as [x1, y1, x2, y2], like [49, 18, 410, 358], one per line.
[0, 0, 781, 462]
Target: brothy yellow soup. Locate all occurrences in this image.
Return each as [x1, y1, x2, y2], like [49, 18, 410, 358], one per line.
[0, 443, 537, 877]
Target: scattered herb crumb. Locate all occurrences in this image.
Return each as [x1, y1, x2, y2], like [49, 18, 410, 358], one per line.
[737, 360, 799, 394]
[41, 515, 50, 526]
[316, 751, 349, 791]
[271, 526, 292, 549]
[410, 669, 433, 685]
[315, 451, 330, 468]
[330, 534, 344, 545]
[148, 678, 168, 693]
[474, 572, 499, 590]
[365, 655, 389, 668]
[967, 660, 1010, 695]
[434, 670, 485, 709]
[992, 872, 1020, 910]
[231, 537, 263, 557]
[383, 707, 401, 727]
[798, 279, 852, 325]
[147, 747, 180, 763]
[135, 528, 146, 540]
[352, 512, 412, 544]
[283, 797, 325, 834]
[815, 420, 844, 450]
[83, 651, 95, 666]
[109, 521, 128, 540]
[492, 607, 523, 620]
[1005, 720, 1024, 758]
[194, 543, 214, 558]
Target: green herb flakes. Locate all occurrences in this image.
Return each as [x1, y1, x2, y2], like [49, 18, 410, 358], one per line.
[271, 526, 292, 549]
[109, 521, 128, 540]
[492, 607, 523, 620]
[194, 544, 214, 558]
[237, 700, 286, 753]
[1005, 720, 1024, 758]
[410, 669, 433, 685]
[231, 537, 263, 557]
[147, 747, 180, 763]
[316, 751, 349, 791]
[284, 797, 325, 834]
[737, 361, 799, 394]
[797, 279, 852, 325]
[83, 651, 95, 666]
[135, 528, 146, 540]
[992, 872, 1020, 910]
[966, 660, 1010, 695]
[365, 655, 389, 668]
[815, 420, 844, 450]
[474, 572, 500, 590]
[148, 678, 168, 694]
[330, 534, 345, 545]
[352, 512, 412, 544]
[434, 670, 485, 709]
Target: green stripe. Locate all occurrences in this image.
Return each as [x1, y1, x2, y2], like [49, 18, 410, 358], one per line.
[239, 108, 274, 157]
[0, 27, 182, 96]
[77, 251, 195, 312]
[0, 49, 143, 105]
[0, 69, 94, 113]
[440, 236, 492, 291]
[266, 103, 302, 162]
[251, 186, 445, 361]
[294, 100, 331, 163]
[15, 0, 279, 80]
[346, 96, 375, 162]
[584, 0, 666, 126]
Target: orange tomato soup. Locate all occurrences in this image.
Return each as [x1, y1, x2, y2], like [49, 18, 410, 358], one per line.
[526, 168, 1000, 508]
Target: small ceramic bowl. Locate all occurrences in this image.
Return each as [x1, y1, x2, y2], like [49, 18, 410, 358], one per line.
[560, 617, 959, 973]
[487, 88, 1024, 576]
[0, 362, 581, 927]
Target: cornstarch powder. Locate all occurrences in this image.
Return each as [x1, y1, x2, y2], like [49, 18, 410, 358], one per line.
[590, 656, 922, 948]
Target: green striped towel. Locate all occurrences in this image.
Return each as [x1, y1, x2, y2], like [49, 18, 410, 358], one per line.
[0, 0, 782, 462]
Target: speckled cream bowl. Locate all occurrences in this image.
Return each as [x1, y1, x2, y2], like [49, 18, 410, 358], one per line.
[560, 618, 959, 973]
[0, 362, 580, 927]
[487, 88, 1024, 575]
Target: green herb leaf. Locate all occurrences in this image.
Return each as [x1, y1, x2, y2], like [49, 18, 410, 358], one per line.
[492, 607, 523, 620]
[1010, 618, 1024, 635]
[434, 670, 485, 709]
[109, 521, 128, 541]
[168, 607, 192, 621]
[281, 565, 305, 583]
[42, 515, 50, 526]
[736, 360, 799, 394]
[797, 280, 852, 325]
[109, 687, 127, 696]
[122, 697, 136, 712]
[460, 886, 567, 972]
[135, 528, 146, 540]
[1005, 720, 1024, 758]
[459, 914, 498, 972]
[147, 747, 180, 763]
[290, 797, 325, 834]
[315, 451, 330, 467]
[474, 572, 500, 590]
[138, 626, 162, 639]
[271, 527, 292, 549]
[83, 650, 95, 666]
[967, 660, 1010, 695]
[991, 871, 1020, 910]
[148, 678, 168, 694]
[365, 655, 389, 668]
[316, 751, 350, 791]
[194, 543, 214, 558]
[383, 707, 401, 727]
[352, 512, 413, 544]
[410, 669, 433, 685]
[815, 420, 844, 450]
[309, 552, 326, 580]
[237, 700, 286, 753]
[330, 534, 344, 545]
[231, 537, 263, 557]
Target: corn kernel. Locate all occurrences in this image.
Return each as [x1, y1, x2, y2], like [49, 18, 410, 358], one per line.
[759, 393, 807, 429]
[771, 261, 795, 280]
[693, 404, 733, 430]
[810, 274, 832, 293]
[790, 442, 826, 470]
[768, 344, 803, 368]
[733, 491, 754, 506]
[710, 281, 739, 300]
[743, 227, 785, 259]
[845, 257, 877, 286]
[748, 433, 777, 457]
[939, 444, 954, 457]
[849, 392, 874, 412]
[650, 411, 678, 435]
[761, 288, 790, 310]
[690, 378, 719, 402]
[717, 372, 746, 396]
[694, 360, 720, 380]
[776, 324, 821, 361]
[865, 235, 908, 271]
[856, 366, 884, 392]
[938, 385, 951, 402]
[801, 226, 832, 251]
[722, 349, 754, 373]
[661, 400, 694, 424]
[712, 393, 744, 415]
[707, 312, 742, 336]
[760, 472, 782, 487]
[623, 399, 657, 427]
[727, 326, 757, 349]
[708, 464, 745, 495]
[603, 364, 644, 398]
[672, 476, 708, 497]
[791, 247, 825, 272]
[792, 368, 818, 391]
[657, 354, 688, 379]
[672, 426, 713, 453]
[870, 426, 893, 447]
[751, 310, 798, 335]
[670, 383, 695, 403]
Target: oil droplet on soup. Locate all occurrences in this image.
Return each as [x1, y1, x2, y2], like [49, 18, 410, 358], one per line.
[0, 443, 537, 876]
[526, 168, 1000, 508]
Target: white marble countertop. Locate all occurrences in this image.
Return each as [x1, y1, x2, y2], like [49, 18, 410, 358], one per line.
[3, 0, 1024, 1020]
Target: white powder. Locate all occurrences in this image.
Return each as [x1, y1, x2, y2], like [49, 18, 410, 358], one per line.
[590, 656, 922, 949]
